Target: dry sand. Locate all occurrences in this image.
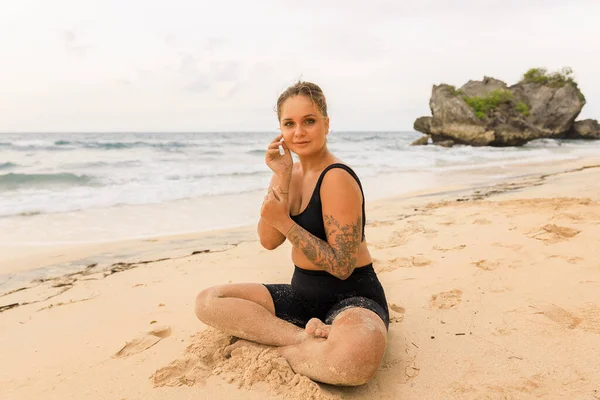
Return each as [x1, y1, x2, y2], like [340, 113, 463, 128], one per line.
[1, 158, 600, 400]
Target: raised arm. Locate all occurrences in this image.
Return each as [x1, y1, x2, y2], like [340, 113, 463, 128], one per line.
[257, 172, 290, 250]
[266, 168, 362, 279]
[258, 134, 293, 250]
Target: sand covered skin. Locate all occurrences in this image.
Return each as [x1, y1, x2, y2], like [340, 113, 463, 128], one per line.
[1, 159, 600, 399]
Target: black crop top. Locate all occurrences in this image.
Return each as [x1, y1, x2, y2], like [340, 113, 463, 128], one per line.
[290, 163, 366, 242]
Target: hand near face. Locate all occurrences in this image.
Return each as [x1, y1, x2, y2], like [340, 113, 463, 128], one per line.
[265, 134, 293, 176]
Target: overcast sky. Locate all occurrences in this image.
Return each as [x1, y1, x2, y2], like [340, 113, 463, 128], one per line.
[1, 0, 599, 132]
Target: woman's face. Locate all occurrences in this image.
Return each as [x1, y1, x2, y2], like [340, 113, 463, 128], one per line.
[279, 95, 329, 156]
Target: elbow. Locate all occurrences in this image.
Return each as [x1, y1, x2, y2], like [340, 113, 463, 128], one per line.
[336, 271, 352, 280]
[332, 258, 358, 280]
[334, 265, 355, 280]
[260, 238, 280, 251]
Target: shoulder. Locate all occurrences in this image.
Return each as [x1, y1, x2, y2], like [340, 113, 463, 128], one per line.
[320, 164, 362, 200]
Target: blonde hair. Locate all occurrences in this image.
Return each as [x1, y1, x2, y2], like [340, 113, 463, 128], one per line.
[276, 81, 328, 120]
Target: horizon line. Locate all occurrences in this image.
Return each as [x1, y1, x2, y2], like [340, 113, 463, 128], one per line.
[0, 129, 417, 134]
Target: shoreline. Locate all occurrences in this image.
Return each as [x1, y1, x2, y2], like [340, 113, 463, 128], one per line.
[2, 155, 600, 304]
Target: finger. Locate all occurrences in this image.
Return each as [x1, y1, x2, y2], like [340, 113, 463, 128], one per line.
[270, 134, 283, 144]
[265, 149, 280, 157]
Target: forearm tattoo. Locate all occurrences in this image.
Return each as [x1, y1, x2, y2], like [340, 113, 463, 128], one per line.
[286, 215, 361, 279]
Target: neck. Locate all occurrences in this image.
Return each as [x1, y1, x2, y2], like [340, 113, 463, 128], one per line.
[297, 145, 335, 173]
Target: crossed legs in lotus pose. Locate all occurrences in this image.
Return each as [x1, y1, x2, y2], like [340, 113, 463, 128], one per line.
[195, 283, 387, 386]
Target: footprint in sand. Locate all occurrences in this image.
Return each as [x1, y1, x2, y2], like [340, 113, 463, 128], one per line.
[433, 244, 466, 252]
[527, 224, 580, 244]
[411, 255, 432, 267]
[492, 327, 518, 336]
[472, 218, 492, 225]
[472, 259, 500, 271]
[114, 326, 172, 358]
[374, 256, 432, 273]
[389, 303, 406, 324]
[532, 303, 600, 334]
[437, 219, 456, 226]
[547, 254, 584, 264]
[429, 289, 463, 310]
[492, 242, 523, 251]
[369, 220, 395, 227]
[451, 374, 546, 398]
[531, 303, 582, 330]
[388, 223, 438, 246]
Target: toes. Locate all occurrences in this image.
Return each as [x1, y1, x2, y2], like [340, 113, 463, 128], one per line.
[223, 341, 244, 358]
[315, 328, 329, 338]
[305, 318, 320, 335]
[305, 318, 333, 338]
[223, 344, 235, 358]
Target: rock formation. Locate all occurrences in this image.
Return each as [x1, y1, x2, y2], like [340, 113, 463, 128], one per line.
[413, 68, 596, 147]
[567, 119, 600, 140]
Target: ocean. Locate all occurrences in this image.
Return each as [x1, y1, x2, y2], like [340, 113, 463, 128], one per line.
[2, 131, 600, 245]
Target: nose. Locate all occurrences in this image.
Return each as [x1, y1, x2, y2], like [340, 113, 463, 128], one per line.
[293, 124, 305, 136]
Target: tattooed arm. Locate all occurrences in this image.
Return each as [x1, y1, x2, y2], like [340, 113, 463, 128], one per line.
[279, 168, 363, 280]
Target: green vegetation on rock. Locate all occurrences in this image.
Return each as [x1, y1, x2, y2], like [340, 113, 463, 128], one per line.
[448, 85, 464, 96]
[515, 101, 530, 116]
[522, 67, 585, 102]
[462, 90, 514, 120]
[522, 67, 575, 87]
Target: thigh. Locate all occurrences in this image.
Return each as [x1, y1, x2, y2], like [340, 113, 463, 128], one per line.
[204, 283, 276, 314]
[264, 284, 311, 328]
[325, 296, 389, 329]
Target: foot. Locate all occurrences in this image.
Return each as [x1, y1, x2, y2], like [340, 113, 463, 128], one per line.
[223, 339, 269, 358]
[305, 318, 331, 339]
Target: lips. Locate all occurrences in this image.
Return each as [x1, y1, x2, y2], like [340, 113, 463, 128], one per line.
[295, 141, 310, 145]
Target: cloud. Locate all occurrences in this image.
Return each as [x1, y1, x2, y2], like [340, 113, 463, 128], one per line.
[164, 34, 176, 47]
[177, 53, 241, 95]
[115, 78, 132, 87]
[205, 37, 227, 53]
[63, 30, 90, 58]
[210, 61, 239, 82]
[185, 78, 210, 93]
[178, 53, 200, 78]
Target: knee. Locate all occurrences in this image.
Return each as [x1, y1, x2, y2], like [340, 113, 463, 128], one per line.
[194, 286, 220, 322]
[328, 330, 387, 385]
[331, 359, 379, 386]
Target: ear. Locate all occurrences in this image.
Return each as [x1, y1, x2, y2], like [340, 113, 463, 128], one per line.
[324, 117, 330, 135]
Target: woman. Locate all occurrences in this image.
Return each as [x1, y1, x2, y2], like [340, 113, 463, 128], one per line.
[195, 81, 389, 386]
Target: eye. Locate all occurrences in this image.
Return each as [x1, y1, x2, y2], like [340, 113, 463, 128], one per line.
[305, 118, 315, 125]
[284, 121, 294, 127]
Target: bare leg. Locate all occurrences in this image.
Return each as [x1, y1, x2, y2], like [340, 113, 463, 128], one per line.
[195, 283, 307, 347]
[279, 308, 387, 386]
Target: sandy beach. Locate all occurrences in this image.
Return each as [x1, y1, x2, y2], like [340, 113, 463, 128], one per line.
[2, 157, 600, 400]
